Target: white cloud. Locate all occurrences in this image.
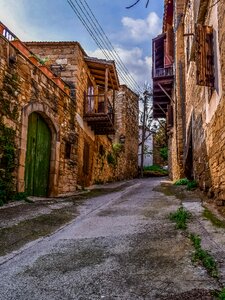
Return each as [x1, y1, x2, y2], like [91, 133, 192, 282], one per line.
[88, 47, 152, 90]
[0, 0, 61, 41]
[121, 12, 161, 42]
[0, 0, 35, 40]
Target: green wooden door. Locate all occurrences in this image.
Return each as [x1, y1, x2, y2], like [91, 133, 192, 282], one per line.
[25, 112, 51, 196]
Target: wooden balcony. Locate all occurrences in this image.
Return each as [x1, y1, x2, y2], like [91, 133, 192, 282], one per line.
[152, 27, 174, 118]
[153, 68, 174, 118]
[83, 94, 115, 135]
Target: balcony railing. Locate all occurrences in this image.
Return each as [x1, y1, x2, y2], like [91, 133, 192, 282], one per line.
[83, 93, 115, 134]
[0, 22, 17, 41]
[153, 66, 173, 78]
[84, 93, 114, 123]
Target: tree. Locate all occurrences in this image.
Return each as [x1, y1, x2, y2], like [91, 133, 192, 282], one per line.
[139, 89, 157, 177]
[153, 119, 168, 165]
[126, 0, 150, 9]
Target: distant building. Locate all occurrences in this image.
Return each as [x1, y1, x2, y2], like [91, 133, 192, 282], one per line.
[138, 127, 153, 167]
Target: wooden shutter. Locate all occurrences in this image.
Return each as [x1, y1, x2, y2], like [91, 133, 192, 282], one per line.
[83, 141, 90, 175]
[195, 24, 214, 87]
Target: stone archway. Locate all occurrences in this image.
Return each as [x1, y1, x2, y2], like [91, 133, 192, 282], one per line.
[18, 102, 60, 197]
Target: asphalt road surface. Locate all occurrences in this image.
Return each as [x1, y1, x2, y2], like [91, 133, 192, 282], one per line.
[0, 178, 221, 299]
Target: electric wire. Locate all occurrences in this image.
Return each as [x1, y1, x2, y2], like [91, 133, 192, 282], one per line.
[68, 0, 139, 92]
[81, 0, 141, 91]
[67, 0, 142, 93]
[68, 0, 134, 90]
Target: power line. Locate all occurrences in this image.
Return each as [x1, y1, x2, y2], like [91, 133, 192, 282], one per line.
[68, 0, 140, 91]
[67, 0, 142, 93]
[80, 0, 141, 91]
[67, 0, 133, 90]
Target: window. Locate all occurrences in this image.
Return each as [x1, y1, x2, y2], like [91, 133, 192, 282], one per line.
[83, 141, 90, 175]
[99, 145, 105, 156]
[65, 142, 71, 159]
[195, 24, 214, 87]
[87, 79, 94, 113]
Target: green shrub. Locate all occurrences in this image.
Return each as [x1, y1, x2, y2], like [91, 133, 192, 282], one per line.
[112, 143, 123, 154]
[203, 208, 225, 228]
[160, 146, 168, 161]
[107, 152, 116, 166]
[216, 287, 225, 300]
[12, 192, 27, 201]
[187, 180, 198, 190]
[174, 178, 189, 185]
[143, 165, 168, 176]
[169, 206, 191, 230]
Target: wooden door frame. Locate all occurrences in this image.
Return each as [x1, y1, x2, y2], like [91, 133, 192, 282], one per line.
[18, 102, 60, 196]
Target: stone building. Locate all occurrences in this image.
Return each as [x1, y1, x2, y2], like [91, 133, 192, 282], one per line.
[114, 85, 139, 180]
[0, 24, 78, 197]
[152, 0, 225, 201]
[0, 21, 139, 200]
[25, 42, 139, 186]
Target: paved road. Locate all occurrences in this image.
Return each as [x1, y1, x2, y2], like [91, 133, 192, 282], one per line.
[0, 178, 220, 299]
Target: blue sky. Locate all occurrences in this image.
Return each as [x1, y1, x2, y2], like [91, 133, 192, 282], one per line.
[0, 0, 164, 88]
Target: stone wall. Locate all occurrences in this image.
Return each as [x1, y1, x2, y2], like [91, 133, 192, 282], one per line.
[168, 0, 186, 180]
[172, 0, 225, 200]
[114, 85, 139, 179]
[0, 36, 78, 196]
[92, 86, 139, 184]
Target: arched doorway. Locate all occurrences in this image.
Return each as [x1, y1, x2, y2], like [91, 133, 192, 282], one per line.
[25, 112, 51, 196]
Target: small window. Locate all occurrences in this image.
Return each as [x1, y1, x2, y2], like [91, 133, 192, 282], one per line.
[65, 142, 71, 159]
[99, 145, 105, 156]
[83, 141, 90, 175]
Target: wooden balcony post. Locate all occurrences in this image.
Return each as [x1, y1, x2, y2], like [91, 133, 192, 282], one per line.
[104, 67, 109, 113]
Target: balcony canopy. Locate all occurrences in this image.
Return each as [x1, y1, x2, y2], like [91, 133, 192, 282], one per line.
[84, 57, 119, 91]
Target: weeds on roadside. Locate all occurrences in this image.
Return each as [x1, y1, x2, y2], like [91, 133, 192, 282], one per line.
[203, 209, 225, 228]
[189, 233, 218, 278]
[187, 180, 198, 190]
[169, 206, 191, 230]
[215, 287, 225, 299]
[174, 178, 198, 190]
[174, 178, 189, 185]
[12, 192, 27, 201]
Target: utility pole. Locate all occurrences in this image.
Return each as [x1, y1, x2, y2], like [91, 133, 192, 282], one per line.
[140, 90, 148, 178]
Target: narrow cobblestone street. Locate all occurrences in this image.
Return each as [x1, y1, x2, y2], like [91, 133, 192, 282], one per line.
[0, 178, 225, 299]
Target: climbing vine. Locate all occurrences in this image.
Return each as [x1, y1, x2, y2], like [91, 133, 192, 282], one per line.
[107, 143, 124, 168]
[0, 119, 16, 205]
[0, 72, 19, 205]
